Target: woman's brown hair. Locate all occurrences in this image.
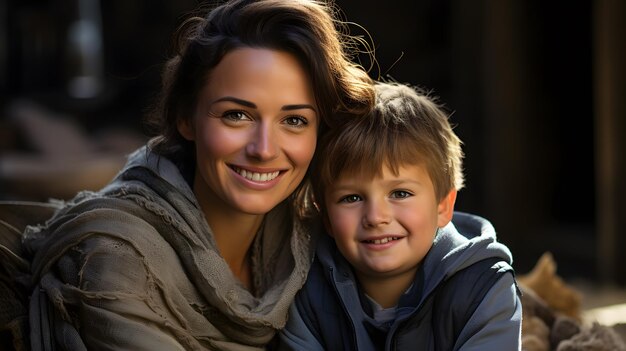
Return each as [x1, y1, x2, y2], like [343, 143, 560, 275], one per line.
[145, 0, 374, 169]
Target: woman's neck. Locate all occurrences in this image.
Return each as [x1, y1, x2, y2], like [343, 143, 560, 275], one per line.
[208, 207, 264, 291]
[193, 179, 265, 291]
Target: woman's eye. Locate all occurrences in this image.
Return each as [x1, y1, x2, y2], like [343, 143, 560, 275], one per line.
[339, 194, 362, 203]
[223, 111, 250, 122]
[283, 116, 308, 127]
[391, 190, 412, 199]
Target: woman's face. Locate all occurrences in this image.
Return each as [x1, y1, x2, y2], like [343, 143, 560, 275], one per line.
[178, 48, 318, 216]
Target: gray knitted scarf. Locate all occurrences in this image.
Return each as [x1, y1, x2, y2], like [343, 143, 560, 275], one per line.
[22, 147, 314, 350]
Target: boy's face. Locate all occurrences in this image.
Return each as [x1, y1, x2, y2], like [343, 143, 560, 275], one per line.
[324, 163, 456, 282]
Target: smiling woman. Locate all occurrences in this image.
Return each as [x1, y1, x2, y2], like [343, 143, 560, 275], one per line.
[179, 48, 318, 220]
[0, 0, 374, 350]
[177, 48, 320, 289]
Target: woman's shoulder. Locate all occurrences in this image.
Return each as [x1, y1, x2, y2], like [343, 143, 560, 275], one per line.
[26, 191, 177, 281]
[54, 234, 152, 293]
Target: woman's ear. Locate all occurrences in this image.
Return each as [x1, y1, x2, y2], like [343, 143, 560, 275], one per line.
[177, 117, 195, 141]
[437, 189, 457, 228]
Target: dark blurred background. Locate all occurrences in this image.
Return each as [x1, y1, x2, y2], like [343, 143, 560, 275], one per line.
[0, 0, 624, 285]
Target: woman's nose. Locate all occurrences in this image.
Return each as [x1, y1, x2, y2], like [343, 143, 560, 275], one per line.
[246, 123, 278, 160]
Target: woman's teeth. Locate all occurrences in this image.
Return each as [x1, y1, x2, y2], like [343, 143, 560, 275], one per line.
[234, 167, 280, 182]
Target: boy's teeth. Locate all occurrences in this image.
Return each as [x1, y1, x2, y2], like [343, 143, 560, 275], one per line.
[368, 237, 398, 244]
[236, 168, 280, 182]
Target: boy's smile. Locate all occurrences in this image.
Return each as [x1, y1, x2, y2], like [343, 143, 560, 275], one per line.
[360, 235, 404, 250]
[324, 163, 456, 284]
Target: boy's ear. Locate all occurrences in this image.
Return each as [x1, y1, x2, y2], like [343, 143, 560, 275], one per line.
[437, 189, 457, 228]
[318, 208, 336, 238]
[177, 117, 195, 141]
[313, 198, 335, 238]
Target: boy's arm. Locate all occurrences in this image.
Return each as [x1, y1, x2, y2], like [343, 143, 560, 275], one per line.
[277, 298, 325, 351]
[454, 272, 523, 351]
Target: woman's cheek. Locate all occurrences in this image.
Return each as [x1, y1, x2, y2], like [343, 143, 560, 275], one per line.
[290, 133, 317, 166]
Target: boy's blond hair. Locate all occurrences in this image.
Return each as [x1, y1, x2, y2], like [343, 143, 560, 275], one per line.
[311, 81, 464, 209]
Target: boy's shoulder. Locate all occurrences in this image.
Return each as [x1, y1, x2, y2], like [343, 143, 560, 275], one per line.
[434, 257, 514, 308]
[432, 258, 516, 343]
[392, 257, 517, 350]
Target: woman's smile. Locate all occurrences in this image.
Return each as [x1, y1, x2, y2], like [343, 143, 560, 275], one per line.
[229, 165, 285, 189]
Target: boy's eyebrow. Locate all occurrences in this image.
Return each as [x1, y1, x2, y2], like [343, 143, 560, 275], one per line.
[329, 178, 425, 191]
[211, 96, 316, 112]
[387, 178, 424, 186]
[328, 184, 355, 192]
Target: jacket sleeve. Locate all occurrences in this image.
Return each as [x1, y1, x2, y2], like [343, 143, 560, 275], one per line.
[276, 296, 325, 351]
[454, 272, 522, 351]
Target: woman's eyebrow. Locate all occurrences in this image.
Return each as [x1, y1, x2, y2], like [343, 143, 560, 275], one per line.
[211, 96, 257, 108]
[282, 104, 316, 112]
[211, 97, 316, 113]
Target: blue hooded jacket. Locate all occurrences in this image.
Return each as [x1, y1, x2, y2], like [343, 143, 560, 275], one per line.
[279, 212, 522, 350]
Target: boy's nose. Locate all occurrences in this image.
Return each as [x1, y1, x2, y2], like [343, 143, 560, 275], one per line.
[362, 200, 392, 228]
[246, 123, 278, 160]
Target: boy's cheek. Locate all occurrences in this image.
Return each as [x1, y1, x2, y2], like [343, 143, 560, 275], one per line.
[326, 210, 356, 240]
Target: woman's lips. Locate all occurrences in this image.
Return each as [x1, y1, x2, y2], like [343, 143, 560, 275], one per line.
[228, 164, 286, 190]
[231, 166, 281, 182]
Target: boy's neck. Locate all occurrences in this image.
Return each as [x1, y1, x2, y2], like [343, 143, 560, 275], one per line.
[357, 266, 419, 309]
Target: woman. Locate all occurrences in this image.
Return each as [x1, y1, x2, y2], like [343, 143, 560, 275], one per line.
[13, 0, 374, 349]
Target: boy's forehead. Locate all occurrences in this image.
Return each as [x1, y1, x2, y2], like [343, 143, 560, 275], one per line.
[331, 162, 432, 186]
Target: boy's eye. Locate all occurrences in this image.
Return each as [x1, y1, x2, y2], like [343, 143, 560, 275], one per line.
[339, 194, 362, 203]
[390, 190, 412, 199]
[283, 116, 308, 127]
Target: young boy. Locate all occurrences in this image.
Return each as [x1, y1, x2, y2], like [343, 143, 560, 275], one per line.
[279, 82, 522, 350]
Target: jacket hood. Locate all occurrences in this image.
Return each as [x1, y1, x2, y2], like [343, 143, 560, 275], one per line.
[420, 211, 513, 297]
